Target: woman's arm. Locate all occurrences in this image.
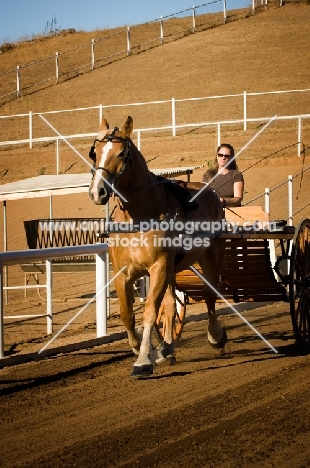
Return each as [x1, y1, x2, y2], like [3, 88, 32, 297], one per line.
[221, 180, 244, 207]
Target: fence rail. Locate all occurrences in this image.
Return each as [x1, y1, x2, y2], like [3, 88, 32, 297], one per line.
[0, 0, 270, 105]
[0, 243, 109, 359]
[1, 87, 309, 149]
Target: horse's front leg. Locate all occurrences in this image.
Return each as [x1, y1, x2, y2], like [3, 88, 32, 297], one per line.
[131, 262, 170, 377]
[113, 273, 141, 355]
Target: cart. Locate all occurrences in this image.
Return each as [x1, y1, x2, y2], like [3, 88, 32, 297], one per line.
[154, 207, 310, 348]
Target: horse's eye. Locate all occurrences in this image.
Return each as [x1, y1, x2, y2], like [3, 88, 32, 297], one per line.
[118, 150, 125, 158]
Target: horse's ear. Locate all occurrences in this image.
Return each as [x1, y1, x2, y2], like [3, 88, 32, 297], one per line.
[99, 118, 109, 131]
[121, 116, 133, 138]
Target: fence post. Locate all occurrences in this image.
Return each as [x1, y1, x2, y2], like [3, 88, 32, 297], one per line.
[243, 91, 247, 131]
[127, 27, 131, 56]
[192, 6, 196, 33]
[91, 39, 95, 70]
[29, 111, 33, 149]
[252, 0, 255, 15]
[16, 66, 20, 98]
[0, 263, 4, 358]
[99, 104, 103, 124]
[137, 130, 141, 151]
[46, 260, 53, 334]
[55, 52, 59, 84]
[105, 205, 110, 320]
[96, 250, 108, 337]
[217, 123, 221, 147]
[160, 16, 164, 44]
[288, 175, 293, 226]
[223, 0, 227, 24]
[172, 98, 176, 137]
[3, 201, 8, 305]
[298, 116, 302, 157]
[264, 188, 270, 214]
[56, 139, 60, 175]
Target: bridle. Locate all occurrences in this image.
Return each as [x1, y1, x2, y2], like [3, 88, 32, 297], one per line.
[89, 126, 132, 190]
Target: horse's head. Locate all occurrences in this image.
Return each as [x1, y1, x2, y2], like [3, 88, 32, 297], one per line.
[89, 116, 133, 205]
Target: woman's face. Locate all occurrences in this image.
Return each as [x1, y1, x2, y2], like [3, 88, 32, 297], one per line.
[217, 147, 232, 169]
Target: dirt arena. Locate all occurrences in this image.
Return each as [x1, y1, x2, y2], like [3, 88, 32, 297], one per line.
[1, 299, 310, 467]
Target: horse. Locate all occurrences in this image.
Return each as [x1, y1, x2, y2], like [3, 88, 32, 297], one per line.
[88, 116, 227, 377]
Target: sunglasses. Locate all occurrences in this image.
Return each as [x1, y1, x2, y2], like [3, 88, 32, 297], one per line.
[217, 153, 231, 158]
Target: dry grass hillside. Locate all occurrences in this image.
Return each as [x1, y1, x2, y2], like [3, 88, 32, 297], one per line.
[0, 0, 310, 252]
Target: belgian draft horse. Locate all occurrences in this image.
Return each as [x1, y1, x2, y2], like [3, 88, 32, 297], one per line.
[89, 116, 226, 377]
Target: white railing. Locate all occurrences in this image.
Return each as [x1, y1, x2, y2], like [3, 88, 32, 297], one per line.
[1, 87, 309, 152]
[0, 112, 309, 171]
[262, 176, 293, 225]
[0, 243, 109, 359]
[245, 162, 310, 225]
[0, 0, 268, 104]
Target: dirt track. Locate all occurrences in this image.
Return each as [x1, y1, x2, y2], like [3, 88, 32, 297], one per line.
[1, 301, 310, 468]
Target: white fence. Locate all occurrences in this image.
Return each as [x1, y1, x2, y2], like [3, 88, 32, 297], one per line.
[1, 87, 309, 153]
[0, 0, 270, 105]
[0, 243, 109, 359]
[246, 167, 310, 225]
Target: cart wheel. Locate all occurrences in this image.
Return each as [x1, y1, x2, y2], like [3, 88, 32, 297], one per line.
[289, 218, 310, 348]
[154, 289, 186, 344]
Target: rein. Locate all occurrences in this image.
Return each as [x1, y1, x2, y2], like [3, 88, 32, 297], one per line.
[130, 175, 170, 192]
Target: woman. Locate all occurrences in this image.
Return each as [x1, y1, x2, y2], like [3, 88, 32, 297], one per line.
[202, 143, 244, 207]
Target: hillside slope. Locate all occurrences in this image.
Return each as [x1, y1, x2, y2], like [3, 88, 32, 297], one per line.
[1, 3, 309, 119]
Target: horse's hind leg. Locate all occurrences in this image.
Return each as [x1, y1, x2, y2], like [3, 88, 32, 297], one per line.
[201, 238, 227, 349]
[156, 284, 177, 365]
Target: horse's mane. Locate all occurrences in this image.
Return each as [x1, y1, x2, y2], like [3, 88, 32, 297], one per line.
[129, 141, 199, 212]
[130, 139, 156, 177]
[154, 176, 199, 212]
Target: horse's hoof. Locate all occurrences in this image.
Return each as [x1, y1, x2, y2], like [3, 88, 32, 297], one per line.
[156, 341, 175, 360]
[130, 364, 153, 378]
[156, 354, 165, 364]
[209, 328, 227, 349]
[156, 342, 176, 365]
[156, 353, 176, 365]
[169, 355, 177, 366]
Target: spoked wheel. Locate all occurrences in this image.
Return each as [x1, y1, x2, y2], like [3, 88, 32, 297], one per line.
[154, 289, 187, 344]
[289, 218, 310, 348]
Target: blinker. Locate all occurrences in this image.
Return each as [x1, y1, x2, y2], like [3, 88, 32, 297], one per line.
[89, 145, 96, 162]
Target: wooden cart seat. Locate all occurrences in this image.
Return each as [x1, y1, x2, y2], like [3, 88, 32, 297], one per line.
[220, 238, 287, 302]
[175, 239, 287, 304]
[175, 206, 288, 304]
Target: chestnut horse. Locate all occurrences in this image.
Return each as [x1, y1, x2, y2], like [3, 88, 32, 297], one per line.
[89, 116, 226, 377]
